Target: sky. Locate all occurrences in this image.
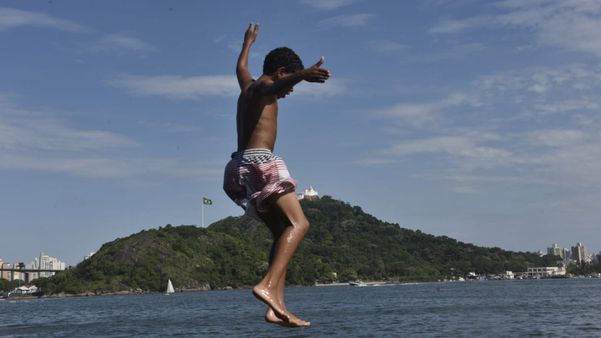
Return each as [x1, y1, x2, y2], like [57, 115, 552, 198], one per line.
[2, 0, 601, 265]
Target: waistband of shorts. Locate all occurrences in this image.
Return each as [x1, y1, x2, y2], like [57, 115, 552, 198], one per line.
[230, 148, 279, 164]
[231, 148, 272, 157]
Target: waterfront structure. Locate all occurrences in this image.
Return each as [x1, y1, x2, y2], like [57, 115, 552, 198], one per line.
[571, 243, 588, 264]
[12, 285, 39, 295]
[526, 266, 566, 278]
[297, 186, 319, 201]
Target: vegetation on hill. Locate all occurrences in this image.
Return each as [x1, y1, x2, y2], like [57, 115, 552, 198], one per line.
[35, 196, 555, 295]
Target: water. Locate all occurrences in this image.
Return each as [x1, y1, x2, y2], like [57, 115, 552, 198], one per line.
[1, 279, 600, 337]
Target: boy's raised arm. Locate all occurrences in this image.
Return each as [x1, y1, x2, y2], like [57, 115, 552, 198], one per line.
[257, 57, 330, 96]
[236, 23, 259, 91]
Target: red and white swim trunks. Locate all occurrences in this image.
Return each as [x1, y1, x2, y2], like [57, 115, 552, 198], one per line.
[223, 148, 297, 214]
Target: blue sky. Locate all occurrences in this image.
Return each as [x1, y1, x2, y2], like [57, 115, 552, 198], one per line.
[2, 0, 601, 265]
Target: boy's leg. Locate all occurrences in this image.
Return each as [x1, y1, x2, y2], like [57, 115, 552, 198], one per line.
[262, 210, 308, 327]
[257, 210, 288, 310]
[259, 211, 291, 325]
[253, 192, 310, 326]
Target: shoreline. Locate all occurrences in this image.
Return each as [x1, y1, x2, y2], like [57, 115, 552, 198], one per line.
[2, 276, 594, 301]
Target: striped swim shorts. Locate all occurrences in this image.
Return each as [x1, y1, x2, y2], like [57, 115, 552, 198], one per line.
[223, 148, 297, 214]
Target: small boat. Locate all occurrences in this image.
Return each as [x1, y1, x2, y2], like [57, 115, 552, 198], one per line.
[165, 279, 175, 295]
[349, 281, 367, 287]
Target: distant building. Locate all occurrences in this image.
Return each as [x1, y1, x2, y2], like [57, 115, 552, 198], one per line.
[504, 271, 515, 279]
[563, 248, 572, 262]
[11, 264, 25, 282]
[571, 243, 588, 264]
[297, 186, 319, 201]
[0, 261, 10, 280]
[547, 243, 565, 259]
[84, 252, 96, 261]
[595, 252, 601, 265]
[526, 266, 566, 278]
[28, 252, 67, 281]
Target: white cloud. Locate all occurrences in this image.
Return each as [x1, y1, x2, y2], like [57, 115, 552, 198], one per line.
[430, 16, 493, 34]
[367, 59, 601, 191]
[109, 74, 239, 99]
[137, 120, 202, 133]
[0, 96, 220, 179]
[534, 99, 600, 114]
[382, 136, 511, 162]
[429, 43, 486, 61]
[527, 129, 588, 147]
[368, 40, 409, 53]
[110, 73, 347, 100]
[374, 93, 473, 127]
[319, 13, 374, 27]
[0, 153, 221, 179]
[300, 0, 357, 10]
[0, 6, 85, 32]
[418, 173, 530, 184]
[90, 33, 155, 53]
[431, 0, 601, 58]
[449, 186, 480, 194]
[293, 78, 347, 97]
[532, 138, 601, 188]
[0, 100, 138, 152]
[474, 63, 601, 95]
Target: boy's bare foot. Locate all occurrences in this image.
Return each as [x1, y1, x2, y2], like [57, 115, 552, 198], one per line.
[265, 308, 292, 327]
[265, 308, 311, 327]
[253, 285, 289, 322]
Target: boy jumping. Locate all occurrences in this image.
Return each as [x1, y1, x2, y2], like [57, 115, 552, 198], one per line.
[223, 23, 330, 327]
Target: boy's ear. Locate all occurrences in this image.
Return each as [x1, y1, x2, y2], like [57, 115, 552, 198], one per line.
[275, 67, 288, 79]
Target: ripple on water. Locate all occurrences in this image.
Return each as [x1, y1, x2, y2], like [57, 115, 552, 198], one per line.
[1, 279, 601, 337]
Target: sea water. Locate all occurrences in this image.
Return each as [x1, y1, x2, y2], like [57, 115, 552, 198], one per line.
[1, 279, 600, 337]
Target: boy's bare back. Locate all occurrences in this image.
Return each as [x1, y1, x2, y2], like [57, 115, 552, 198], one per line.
[235, 23, 330, 152]
[236, 78, 279, 151]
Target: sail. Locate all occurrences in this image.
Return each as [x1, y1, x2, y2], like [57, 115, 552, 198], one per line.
[166, 279, 175, 294]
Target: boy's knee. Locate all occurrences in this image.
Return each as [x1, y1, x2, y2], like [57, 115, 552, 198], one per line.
[293, 218, 310, 233]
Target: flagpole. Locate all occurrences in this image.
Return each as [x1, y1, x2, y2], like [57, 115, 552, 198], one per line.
[202, 201, 205, 227]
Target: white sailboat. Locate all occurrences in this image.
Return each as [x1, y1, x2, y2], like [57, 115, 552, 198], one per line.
[165, 279, 175, 295]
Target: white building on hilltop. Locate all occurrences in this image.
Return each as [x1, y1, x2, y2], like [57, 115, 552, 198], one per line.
[84, 252, 96, 261]
[297, 186, 319, 201]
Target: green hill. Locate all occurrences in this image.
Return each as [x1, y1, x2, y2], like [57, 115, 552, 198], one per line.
[35, 196, 553, 295]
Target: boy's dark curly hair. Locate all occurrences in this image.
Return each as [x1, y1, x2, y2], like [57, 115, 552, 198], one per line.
[263, 47, 304, 75]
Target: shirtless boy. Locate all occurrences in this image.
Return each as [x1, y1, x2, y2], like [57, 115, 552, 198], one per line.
[223, 23, 330, 327]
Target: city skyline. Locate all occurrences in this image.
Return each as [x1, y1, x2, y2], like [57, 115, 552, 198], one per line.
[0, 252, 67, 282]
[2, 1, 601, 264]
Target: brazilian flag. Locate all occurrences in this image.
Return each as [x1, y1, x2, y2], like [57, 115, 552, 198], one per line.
[203, 197, 213, 205]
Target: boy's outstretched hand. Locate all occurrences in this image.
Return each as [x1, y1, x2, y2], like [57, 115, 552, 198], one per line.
[303, 56, 330, 83]
[244, 23, 259, 46]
